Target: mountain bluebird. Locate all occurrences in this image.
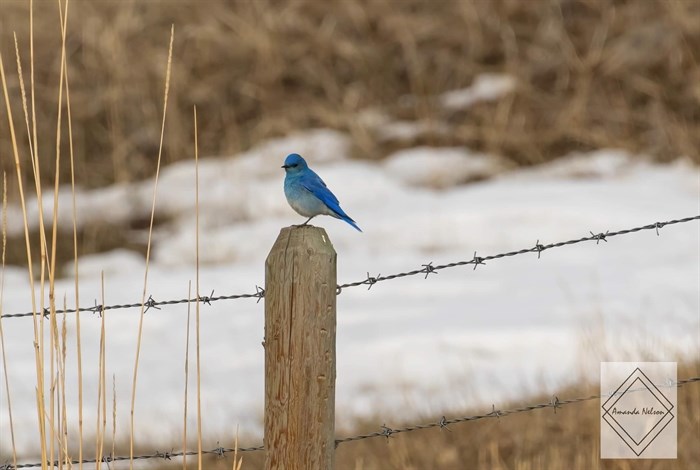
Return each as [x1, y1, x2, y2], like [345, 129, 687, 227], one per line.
[282, 153, 362, 232]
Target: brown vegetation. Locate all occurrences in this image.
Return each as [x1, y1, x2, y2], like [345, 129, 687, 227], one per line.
[9, 359, 697, 469]
[1, 0, 698, 193]
[41, 360, 699, 469]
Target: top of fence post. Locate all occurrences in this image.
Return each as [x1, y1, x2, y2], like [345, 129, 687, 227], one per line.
[264, 225, 337, 470]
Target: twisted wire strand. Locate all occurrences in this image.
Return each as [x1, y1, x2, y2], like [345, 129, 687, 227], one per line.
[7, 377, 698, 469]
[3, 215, 698, 320]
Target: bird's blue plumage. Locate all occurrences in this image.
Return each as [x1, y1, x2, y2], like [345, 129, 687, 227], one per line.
[282, 153, 362, 232]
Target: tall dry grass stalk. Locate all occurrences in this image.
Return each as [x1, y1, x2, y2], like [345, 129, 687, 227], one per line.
[46, 0, 70, 462]
[28, 0, 38, 177]
[194, 105, 203, 470]
[22, 20, 50, 463]
[2, 0, 76, 462]
[59, 299, 69, 469]
[47, 0, 68, 453]
[111, 373, 117, 463]
[0, 44, 48, 468]
[48, 288, 68, 466]
[182, 281, 192, 470]
[128, 24, 175, 468]
[95, 272, 107, 469]
[231, 427, 243, 470]
[59, 0, 84, 463]
[0, 172, 18, 469]
[47, 295, 70, 469]
[48, 287, 56, 466]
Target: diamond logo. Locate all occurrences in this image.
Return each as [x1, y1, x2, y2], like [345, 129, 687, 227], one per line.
[601, 363, 677, 459]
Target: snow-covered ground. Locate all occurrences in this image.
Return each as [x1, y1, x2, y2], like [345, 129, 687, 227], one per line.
[1, 129, 699, 456]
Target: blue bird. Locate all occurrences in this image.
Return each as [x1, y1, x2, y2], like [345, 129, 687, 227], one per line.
[282, 153, 362, 232]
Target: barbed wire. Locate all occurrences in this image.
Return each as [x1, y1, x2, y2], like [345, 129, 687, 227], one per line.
[4, 442, 264, 469]
[7, 376, 698, 469]
[0, 287, 266, 320]
[335, 215, 700, 292]
[2, 214, 698, 320]
[334, 376, 699, 445]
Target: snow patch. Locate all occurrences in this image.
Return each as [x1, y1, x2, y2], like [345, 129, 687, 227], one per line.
[385, 147, 509, 188]
[2, 141, 698, 454]
[440, 73, 516, 111]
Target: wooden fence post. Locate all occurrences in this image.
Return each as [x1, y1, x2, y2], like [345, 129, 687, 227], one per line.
[264, 226, 337, 470]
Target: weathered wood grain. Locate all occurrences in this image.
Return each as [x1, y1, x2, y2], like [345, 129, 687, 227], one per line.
[264, 226, 337, 470]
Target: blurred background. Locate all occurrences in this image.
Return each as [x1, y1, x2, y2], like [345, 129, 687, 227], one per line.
[1, 1, 699, 468]
[2, 0, 698, 191]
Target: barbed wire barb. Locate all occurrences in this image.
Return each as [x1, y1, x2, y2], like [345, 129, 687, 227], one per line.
[255, 285, 265, 303]
[550, 396, 561, 414]
[487, 404, 502, 419]
[590, 231, 609, 244]
[213, 445, 226, 458]
[470, 251, 485, 270]
[438, 415, 451, 431]
[155, 450, 172, 461]
[380, 424, 395, 439]
[655, 221, 666, 235]
[365, 272, 380, 290]
[88, 299, 103, 316]
[198, 289, 215, 305]
[421, 262, 438, 279]
[533, 239, 545, 259]
[144, 294, 160, 312]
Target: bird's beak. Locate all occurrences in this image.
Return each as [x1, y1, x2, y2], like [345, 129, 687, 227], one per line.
[281, 164, 289, 169]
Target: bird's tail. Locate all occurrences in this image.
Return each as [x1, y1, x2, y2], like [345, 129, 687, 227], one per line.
[341, 215, 362, 232]
[326, 200, 362, 232]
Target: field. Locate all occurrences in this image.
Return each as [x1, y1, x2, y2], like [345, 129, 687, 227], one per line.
[1, 0, 699, 193]
[1, 1, 699, 469]
[195, 361, 700, 469]
[22, 360, 693, 469]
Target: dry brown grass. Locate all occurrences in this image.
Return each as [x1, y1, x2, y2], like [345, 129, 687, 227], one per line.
[128, 360, 697, 470]
[1, 0, 698, 193]
[9, 358, 697, 469]
[33, 359, 693, 470]
[328, 360, 700, 470]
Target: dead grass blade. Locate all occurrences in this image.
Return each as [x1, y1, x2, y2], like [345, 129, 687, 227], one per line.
[111, 373, 117, 464]
[232, 427, 243, 470]
[128, 24, 175, 468]
[0, 44, 48, 469]
[59, 298, 69, 469]
[0, 172, 18, 470]
[58, 0, 84, 463]
[182, 281, 192, 470]
[194, 105, 203, 470]
[95, 272, 107, 469]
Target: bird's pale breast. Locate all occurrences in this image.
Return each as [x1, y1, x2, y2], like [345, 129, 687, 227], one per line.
[285, 183, 336, 218]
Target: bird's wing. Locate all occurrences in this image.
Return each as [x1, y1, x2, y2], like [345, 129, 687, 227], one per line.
[300, 171, 340, 208]
[299, 168, 362, 232]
